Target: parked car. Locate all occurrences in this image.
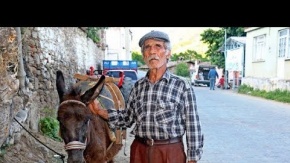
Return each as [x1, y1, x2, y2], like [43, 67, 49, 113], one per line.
[137, 70, 147, 80]
[191, 65, 216, 87]
[105, 70, 138, 82]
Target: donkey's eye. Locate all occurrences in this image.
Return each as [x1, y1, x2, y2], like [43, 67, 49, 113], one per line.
[85, 118, 90, 124]
[82, 121, 89, 128]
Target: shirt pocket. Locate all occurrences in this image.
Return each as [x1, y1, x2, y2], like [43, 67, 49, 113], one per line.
[154, 100, 176, 125]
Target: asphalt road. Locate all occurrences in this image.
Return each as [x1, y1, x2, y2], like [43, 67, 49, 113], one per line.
[115, 83, 290, 163]
[194, 86, 290, 163]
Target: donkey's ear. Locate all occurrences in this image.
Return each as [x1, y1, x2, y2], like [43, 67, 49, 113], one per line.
[80, 75, 106, 104]
[56, 70, 66, 102]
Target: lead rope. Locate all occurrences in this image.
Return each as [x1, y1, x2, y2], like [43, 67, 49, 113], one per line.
[13, 117, 66, 163]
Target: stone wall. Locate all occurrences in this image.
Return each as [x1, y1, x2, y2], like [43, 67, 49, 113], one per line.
[0, 27, 19, 147]
[0, 27, 104, 148]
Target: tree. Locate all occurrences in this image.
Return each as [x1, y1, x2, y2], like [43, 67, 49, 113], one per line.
[170, 50, 209, 62]
[132, 51, 145, 66]
[86, 27, 108, 43]
[200, 27, 246, 68]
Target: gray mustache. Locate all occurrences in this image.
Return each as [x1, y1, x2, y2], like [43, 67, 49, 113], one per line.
[147, 55, 159, 61]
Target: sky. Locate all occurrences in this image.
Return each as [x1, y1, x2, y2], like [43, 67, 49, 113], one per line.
[129, 27, 172, 51]
[129, 27, 220, 54]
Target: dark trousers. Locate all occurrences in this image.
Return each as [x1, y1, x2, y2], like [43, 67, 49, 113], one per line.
[130, 139, 186, 163]
[209, 78, 216, 90]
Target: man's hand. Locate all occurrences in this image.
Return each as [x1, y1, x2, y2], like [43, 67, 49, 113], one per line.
[97, 108, 109, 120]
[89, 100, 109, 120]
[95, 100, 108, 119]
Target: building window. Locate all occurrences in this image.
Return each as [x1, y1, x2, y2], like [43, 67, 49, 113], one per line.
[278, 28, 290, 59]
[253, 34, 266, 61]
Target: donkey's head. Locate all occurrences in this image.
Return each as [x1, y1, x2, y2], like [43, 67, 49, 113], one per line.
[55, 70, 105, 163]
[56, 70, 105, 105]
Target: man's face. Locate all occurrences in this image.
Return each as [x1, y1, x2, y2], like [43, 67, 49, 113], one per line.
[142, 39, 171, 70]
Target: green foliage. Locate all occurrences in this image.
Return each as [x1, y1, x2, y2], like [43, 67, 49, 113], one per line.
[171, 49, 209, 62]
[200, 27, 246, 68]
[86, 27, 107, 43]
[132, 51, 145, 66]
[238, 84, 290, 103]
[224, 27, 246, 37]
[39, 117, 62, 142]
[200, 29, 225, 68]
[175, 63, 190, 77]
[39, 107, 61, 142]
[0, 143, 9, 157]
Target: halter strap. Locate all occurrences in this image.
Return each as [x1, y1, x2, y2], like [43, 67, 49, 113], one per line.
[59, 100, 88, 151]
[59, 99, 86, 108]
[64, 120, 90, 151]
[64, 140, 87, 150]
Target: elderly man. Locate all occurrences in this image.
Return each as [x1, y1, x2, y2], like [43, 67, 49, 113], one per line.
[96, 30, 204, 163]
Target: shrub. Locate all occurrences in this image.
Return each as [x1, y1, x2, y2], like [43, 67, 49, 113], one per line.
[238, 84, 290, 103]
[175, 63, 190, 77]
[39, 117, 62, 142]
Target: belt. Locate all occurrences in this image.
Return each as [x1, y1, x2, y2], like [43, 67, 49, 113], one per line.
[135, 136, 182, 146]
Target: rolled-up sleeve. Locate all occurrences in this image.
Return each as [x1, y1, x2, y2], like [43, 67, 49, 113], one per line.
[107, 88, 135, 129]
[184, 86, 204, 161]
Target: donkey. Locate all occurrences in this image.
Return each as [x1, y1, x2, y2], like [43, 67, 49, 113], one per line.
[56, 70, 122, 163]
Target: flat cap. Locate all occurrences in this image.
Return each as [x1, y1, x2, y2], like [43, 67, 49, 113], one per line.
[138, 30, 170, 47]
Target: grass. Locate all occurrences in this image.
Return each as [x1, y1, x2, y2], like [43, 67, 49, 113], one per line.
[238, 84, 290, 104]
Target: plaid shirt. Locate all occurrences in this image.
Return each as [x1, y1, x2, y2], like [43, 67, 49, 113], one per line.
[107, 69, 203, 161]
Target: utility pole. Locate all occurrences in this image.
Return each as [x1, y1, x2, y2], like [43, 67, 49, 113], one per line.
[224, 28, 228, 89]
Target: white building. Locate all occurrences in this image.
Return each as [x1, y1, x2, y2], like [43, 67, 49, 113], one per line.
[104, 27, 133, 60]
[243, 27, 290, 91]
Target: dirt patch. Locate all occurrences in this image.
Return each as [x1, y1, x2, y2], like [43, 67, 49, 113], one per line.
[0, 129, 133, 163]
[0, 132, 67, 163]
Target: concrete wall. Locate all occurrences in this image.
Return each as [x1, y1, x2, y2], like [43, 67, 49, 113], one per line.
[105, 27, 132, 60]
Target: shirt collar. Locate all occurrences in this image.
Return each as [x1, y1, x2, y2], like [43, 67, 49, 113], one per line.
[144, 68, 171, 83]
[163, 69, 171, 82]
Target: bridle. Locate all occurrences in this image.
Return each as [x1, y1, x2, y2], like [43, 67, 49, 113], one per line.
[59, 100, 89, 151]
[64, 139, 87, 150]
[58, 99, 116, 153]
